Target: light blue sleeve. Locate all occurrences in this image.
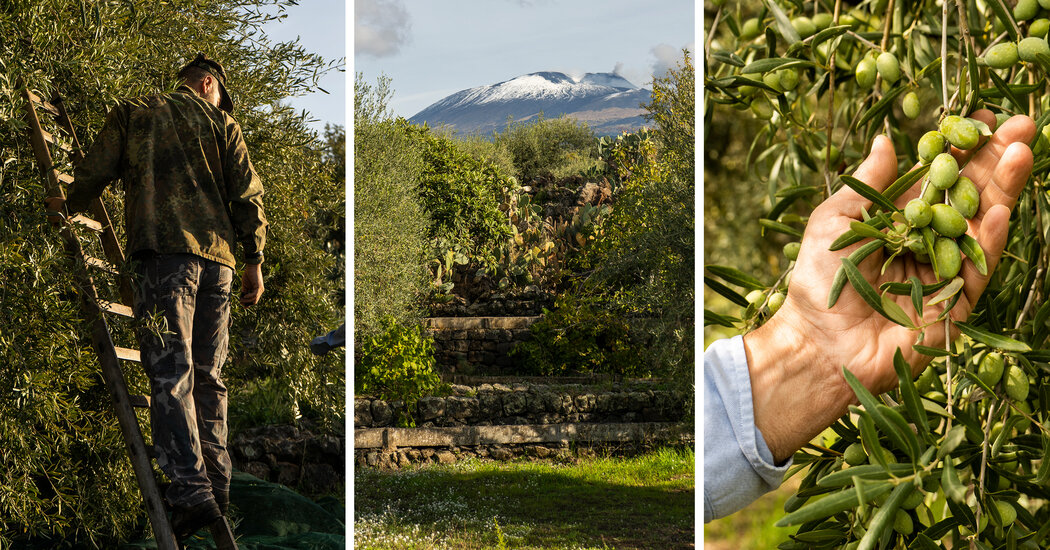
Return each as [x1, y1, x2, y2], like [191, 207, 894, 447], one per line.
[703, 335, 792, 522]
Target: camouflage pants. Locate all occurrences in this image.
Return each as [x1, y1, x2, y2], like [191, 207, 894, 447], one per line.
[132, 253, 233, 508]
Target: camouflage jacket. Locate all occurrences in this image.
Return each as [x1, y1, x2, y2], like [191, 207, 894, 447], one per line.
[68, 86, 267, 268]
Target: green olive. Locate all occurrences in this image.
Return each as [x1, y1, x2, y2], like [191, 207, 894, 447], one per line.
[984, 42, 1020, 69]
[1040, 0, 1050, 10]
[931, 204, 968, 237]
[778, 69, 799, 91]
[906, 230, 928, 255]
[746, 289, 766, 305]
[1032, 18, 1050, 38]
[876, 51, 901, 82]
[978, 352, 1005, 388]
[902, 488, 924, 509]
[762, 72, 783, 92]
[893, 509, 914, 535]
[1019, 37, 1050, 62]
[856, 57, 877, 88]
[767, 292, 786, 314]
[844, 442, 867, 465]
[929, 153, 959, 190]
[902, 91, 920, 119]
[813, 12, 833, 30]
[751, 96, 774, 119]
[921, 183, 945, 205]
[1015, 0, 1039, 21]
[1005, 364, 1030, 401]
[947, 176, 980, 219]
[905, 198, 933, 227]
[917, 131, 946, 163]
[792, 16, 817, 38]
[994, 500, 1017, 526]
[934, 236, 963, 278]
[740, 18, 763, 40]
[783, 241, 801, 261]
[940, 115, 980, 150]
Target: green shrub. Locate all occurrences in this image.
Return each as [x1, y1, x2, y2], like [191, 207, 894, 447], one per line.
[494, 115, 598, 182]
[406, 123, 513, 259]
[447, 133, 516, 179]
[354, 74, 430, 340]
[356, 320, 441, 427]
[513, 294, 650, 377]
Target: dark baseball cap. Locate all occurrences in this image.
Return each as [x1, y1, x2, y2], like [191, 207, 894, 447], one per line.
[179, 53, 233, 113]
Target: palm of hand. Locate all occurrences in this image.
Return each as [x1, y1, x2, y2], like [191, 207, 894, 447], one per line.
[781, 110, 1034, 395]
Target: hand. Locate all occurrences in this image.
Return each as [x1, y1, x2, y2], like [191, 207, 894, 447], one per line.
[240, 262, 264, 306]
[743, 111, 1035, 462]
[45, 196, 66, 227]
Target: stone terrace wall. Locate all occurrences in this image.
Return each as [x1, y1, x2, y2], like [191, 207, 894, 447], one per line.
[426, 317, 540, 374]
[230, 425, 344, 495]
[354, 382, 692, 469]
[355, 382, 689, 428]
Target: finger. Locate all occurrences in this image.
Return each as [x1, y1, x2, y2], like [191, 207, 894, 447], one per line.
[960, 204, 1011, 308]
[823, 134, 898, 216]
[960, 115, 1036, 201]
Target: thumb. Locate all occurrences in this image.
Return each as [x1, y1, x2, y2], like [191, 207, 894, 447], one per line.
[823, 134, 898, 216]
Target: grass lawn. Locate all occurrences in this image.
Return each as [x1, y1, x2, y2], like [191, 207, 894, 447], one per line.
[354, 446, 694, 549]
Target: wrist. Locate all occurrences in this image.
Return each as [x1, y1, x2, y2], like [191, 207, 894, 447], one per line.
[743, 304, 856, 462]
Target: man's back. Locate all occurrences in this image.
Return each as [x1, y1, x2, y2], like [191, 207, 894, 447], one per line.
[69, 88, 266, 268]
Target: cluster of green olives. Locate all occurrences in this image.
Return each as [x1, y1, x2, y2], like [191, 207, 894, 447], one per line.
[898, 116, 985, 280]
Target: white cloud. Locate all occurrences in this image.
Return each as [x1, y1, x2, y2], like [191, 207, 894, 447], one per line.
[650, 42, 695, 78]
[355, 0, 412, 58]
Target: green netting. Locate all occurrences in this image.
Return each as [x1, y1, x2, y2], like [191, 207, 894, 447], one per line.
[121, 471, 344, 550]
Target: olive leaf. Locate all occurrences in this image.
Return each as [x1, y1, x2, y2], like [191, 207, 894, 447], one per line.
[759, 218, 804, 238]
[857, 481, 914, 550]
[775, 483, 894, 527]
[927, 276, 964, 306]
[955, 321, 1032, 352]
[705, 264, 766, 290]
[958, 234, 988, 276]
[840, 175, 900, 212]
[893, 349, 931, 440]
[828, 240, 884, 308]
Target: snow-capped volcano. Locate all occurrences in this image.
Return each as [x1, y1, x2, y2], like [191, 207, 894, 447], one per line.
[410, 71, 651, 135]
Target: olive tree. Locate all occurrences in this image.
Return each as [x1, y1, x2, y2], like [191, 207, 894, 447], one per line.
[707, 1, 1050, 548]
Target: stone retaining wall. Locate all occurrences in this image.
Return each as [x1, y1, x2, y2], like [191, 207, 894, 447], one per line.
[426, 316, 540, 374]
[354, 382, 692, 468]
[355, 423, 692, 468]
[229, 425, 344, 495]
[354, 382, 689, 428]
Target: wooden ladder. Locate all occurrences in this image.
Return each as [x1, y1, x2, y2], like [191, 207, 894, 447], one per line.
[21, 84, 238, 550]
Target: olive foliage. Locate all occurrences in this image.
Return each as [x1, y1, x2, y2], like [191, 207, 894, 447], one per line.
[707, 1, 1050, 547]
[0, 0, 341, 544]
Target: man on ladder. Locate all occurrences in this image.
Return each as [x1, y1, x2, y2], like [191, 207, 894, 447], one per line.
[46, 54, 267, 542]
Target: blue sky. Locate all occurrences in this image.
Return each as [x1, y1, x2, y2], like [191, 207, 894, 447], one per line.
[354, 0, 695, 119]
[260, 0, 346, 133]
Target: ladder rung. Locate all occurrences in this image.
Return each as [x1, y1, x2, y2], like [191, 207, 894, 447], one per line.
[114, 347, 140, 362]
[129, 394, 151, 408]
[26, 91, 61, 117]
[56, 172, 73, 185]
[69, 214, 102, 232]
[101, 302, 134, 318]
[84, 255, 118, 274]
[39, 128, 73, 154]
